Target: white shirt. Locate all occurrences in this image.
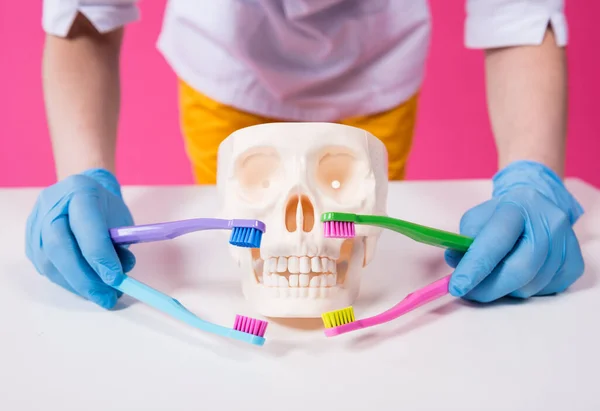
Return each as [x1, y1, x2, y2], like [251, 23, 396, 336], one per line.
[42, 0, 567, 122]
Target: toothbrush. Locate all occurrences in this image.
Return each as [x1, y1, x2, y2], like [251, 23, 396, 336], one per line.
[321, 274, 450, 337]
[108, 217, 268, 345]
[321, 212, 472, 252]
[112, 275, 268, 346]
[110, 218, 266, 248]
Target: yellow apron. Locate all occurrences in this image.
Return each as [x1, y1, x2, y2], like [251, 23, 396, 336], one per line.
[178, 79, 418, 184]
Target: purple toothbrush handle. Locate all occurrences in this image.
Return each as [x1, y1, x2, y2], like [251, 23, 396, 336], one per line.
[110, 218, 265, 245]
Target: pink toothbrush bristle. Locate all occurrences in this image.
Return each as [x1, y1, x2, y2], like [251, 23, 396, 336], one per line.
[234, 315, 268, 337]
[323, 221, 355, 238]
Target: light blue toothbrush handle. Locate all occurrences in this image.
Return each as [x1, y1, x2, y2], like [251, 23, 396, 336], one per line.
[112, 276, 265, 345]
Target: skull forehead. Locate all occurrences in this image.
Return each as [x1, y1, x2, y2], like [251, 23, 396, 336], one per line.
[222, 122, 374, 159]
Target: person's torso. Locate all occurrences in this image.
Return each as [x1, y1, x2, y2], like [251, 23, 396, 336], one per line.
[157, 0, 431, 121]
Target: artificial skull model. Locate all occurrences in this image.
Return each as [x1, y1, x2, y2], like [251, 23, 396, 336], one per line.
[216, 122, 388, 318]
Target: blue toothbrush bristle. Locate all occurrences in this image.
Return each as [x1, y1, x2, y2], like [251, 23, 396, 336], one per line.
[230, 227, 263, 248]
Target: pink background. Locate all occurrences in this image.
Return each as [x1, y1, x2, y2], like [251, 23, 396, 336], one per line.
[0, 1, 597, 188]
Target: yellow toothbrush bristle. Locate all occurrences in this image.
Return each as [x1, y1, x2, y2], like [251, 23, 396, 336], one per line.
[321, 306, 355, 328]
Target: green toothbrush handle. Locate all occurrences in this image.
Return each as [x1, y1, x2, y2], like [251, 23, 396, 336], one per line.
[355, 214, 473, 252]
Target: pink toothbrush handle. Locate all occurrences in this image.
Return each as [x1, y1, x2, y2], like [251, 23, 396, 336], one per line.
[373, 275, 450, 322]
[325, 275, 450, 336]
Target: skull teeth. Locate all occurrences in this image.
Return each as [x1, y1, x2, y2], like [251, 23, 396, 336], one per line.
[264, 256, 336, 274]
[255, 255, 339, 288]
[261, 273, 337, 288]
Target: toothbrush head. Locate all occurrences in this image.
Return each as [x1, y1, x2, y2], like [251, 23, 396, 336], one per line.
[321, 306, 356, 328]
[321, 212, 357, 239]
[229, 219, 266, 248]
[233, 314, 268, 338]
[322, 221, 356, 239]
[321, 306, 357, 337]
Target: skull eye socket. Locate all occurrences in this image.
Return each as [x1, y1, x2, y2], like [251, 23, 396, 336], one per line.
[315, 147, 359, 202]
[235, 147, 282, 202]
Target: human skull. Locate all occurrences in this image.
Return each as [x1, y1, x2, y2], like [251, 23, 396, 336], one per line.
[216, 122, 388, 318]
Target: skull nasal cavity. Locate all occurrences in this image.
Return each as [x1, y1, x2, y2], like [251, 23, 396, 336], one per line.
[285, 195, 315, 233]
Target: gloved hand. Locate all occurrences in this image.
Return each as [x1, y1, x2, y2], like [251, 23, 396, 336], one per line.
[445, 160, 585, 303]
[25, 168, 136, 309]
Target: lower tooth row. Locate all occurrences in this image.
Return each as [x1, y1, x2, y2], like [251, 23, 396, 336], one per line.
[262, 273, 336, 287]
[265, 287, 333, 298]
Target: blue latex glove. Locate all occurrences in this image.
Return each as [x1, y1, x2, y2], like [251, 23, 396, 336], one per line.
[25, 168, 136, 308]
[445, 160, 585, 302]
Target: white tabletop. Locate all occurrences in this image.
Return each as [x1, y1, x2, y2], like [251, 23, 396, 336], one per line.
[1, 179, 599, 411]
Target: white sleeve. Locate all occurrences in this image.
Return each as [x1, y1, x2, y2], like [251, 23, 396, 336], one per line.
[464, 0, 567, 48]
[42, 0, 140, 37]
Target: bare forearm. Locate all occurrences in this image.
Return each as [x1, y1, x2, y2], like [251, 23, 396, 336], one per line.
[484, 27, 567, 178]
[42, 13, 123, 180]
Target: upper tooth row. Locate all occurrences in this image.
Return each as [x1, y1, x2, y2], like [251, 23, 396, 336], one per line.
[264, 256, 336, 274]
